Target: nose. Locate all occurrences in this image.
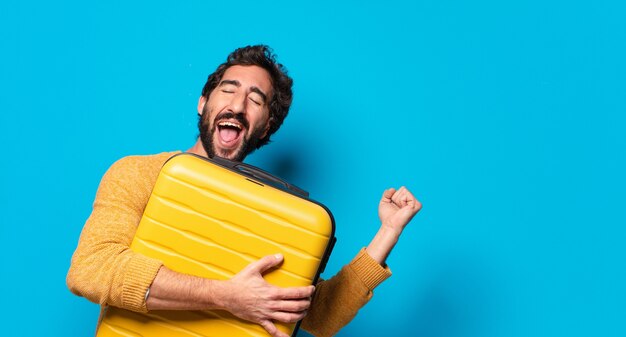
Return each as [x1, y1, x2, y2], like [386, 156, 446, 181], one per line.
[227, 90, 247, 114]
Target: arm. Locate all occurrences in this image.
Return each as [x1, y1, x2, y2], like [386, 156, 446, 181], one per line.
[146, 255, 315, 337]
[66, 157, 164, 312]
[366, 186, 422, 264]
[302, 187, 421, 337]
[66, 156, 314, 337]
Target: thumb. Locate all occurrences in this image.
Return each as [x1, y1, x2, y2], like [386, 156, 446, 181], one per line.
[396, 203, 421, 222]
[380, 188, 396, 202]
[243, 254, 283, 275]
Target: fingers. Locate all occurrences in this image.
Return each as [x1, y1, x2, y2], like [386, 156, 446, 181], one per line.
[390, 186, 407, 205]
[409, 197, 423, 212]
[259, 291, 312, 332]
[396, 202, 420, 225]
[259, 320, 289, 337]
[268, 298, 312, 313]
[242, 254, 283, 275]
[390, 186, 421, 211]
[268, 310, 308, 323]
[271, 285, 315, 300]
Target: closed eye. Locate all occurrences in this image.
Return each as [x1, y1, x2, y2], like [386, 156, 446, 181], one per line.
[218, 80, 239, 93]
[249, 97, 261, 106]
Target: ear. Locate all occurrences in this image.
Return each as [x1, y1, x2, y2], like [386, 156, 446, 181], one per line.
[197, 96, 207, 116]
[261, 117, 272, 139]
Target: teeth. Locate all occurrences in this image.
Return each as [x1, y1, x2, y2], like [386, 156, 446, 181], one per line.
[218, 121, 242, 130]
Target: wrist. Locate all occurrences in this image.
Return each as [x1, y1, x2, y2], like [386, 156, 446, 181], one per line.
[366, 226, 401, 265]
[206, 279, 230, 311]
[350, 248, 393, 290]
[378, 224, 402, 242]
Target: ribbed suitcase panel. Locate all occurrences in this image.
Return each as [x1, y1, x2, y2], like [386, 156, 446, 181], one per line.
[98, 154, 334, 337]
[102, 308, 269, 337]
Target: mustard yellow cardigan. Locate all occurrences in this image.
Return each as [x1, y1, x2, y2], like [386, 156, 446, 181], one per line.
[67, 151, 391, 337]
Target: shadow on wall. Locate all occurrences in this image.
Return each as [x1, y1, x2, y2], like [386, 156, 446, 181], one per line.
[249, 132, 324, 194]
[266, 152, 299, 183]
[408, 253, 500, 337]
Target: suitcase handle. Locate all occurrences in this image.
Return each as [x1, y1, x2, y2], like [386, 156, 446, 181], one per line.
[210, 157, 309, 198]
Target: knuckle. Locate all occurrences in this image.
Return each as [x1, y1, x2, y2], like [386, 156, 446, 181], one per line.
[276, 301, 287, 311]
[268, 288, 279, 299]
[264, 300, 277, 310]
[298, 300, 311, 311]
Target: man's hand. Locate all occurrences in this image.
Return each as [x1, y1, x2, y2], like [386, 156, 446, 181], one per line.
[147, 255, 314, 337]
[223, 254, 315, 337]
[378, 187, 422, 235]
[367, 186, 422, 264]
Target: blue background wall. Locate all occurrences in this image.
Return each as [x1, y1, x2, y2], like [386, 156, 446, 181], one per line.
[1, 1, 625, 336]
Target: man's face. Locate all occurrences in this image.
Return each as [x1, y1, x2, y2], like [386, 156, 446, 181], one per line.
[198, 65, 273, 161]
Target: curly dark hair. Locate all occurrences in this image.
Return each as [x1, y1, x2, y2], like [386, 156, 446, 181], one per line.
[200, 45, 293, 149]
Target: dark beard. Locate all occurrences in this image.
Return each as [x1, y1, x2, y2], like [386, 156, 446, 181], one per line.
[198, 112, 264, 162]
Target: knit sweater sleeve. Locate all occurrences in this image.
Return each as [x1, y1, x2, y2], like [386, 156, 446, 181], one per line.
[66, 156, 164, 313]
[301, 248, 392, 337]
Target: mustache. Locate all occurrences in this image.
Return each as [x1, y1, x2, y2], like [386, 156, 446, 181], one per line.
[214, 112, 249, 129]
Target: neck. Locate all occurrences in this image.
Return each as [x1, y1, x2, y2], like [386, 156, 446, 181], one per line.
[187, 139, 208, 157]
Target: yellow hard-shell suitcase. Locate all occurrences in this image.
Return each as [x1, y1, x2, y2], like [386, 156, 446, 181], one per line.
[97, 153, 336, 337]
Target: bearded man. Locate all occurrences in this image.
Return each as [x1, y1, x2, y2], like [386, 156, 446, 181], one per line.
[67, 45, 422, 337]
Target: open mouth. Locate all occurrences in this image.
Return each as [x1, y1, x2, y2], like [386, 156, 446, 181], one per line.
[216, 120, 244, 148]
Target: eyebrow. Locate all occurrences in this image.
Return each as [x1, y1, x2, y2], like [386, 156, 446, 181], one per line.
[219, 79, 240, 87]
[219, 79, 268, 103]
[250, 87, 268, 103]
